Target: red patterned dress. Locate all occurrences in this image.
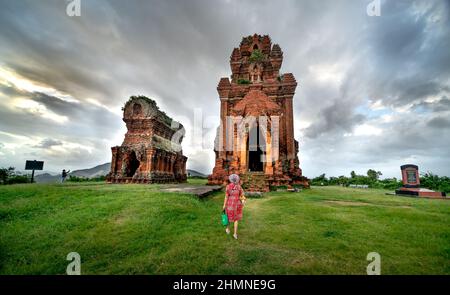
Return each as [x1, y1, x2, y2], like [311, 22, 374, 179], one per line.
[225, 183, 244, 222]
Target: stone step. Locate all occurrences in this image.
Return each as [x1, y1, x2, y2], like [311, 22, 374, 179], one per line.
[240, 172, 270, 192]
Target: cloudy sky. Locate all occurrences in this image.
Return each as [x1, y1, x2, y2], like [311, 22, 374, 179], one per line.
[0, 0, 449, 178]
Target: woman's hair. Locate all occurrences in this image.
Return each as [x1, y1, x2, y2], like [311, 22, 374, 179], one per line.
[228, 173, 240, 184]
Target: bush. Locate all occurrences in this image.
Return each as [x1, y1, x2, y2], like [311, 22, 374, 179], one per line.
[187, 176, 207, 179]
[7, 175, 30, 184]
[310, 170, 450, 192]
[439, 182, 450, 194]
[249, 49, 264, 63]
[269, 185, 288, 191]
[292, 184, 305, 190]
[378, 178, 403, 190]
[311, 174, 328, 186]
[68, 175, 106, 182]
[311, 170, 403, 190]
[91, 175, 106, 182]
[0, 167, 15, 184]
[68, 175, 88, 182]
[420, 172, 450, 193]
[0, 167, 31, 184]
[237, 79, 251, 85]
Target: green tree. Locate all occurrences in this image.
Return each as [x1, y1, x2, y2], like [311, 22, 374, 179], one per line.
[338, 175, 349, 186]
[311, 173, 329, 186]
[420, 172, 442, 191]
[0, 167, 30, 185]
[367, 169, 382, 181]
[0, 167, 15, 185]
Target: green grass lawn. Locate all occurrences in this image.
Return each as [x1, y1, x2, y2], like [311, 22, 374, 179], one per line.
[0, 180, 449, 274]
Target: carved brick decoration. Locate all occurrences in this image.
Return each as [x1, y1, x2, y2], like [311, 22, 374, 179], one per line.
[208, 34, 309, 191]
[107, 96, 187, 184]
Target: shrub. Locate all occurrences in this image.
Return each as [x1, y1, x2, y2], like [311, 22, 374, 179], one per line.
[188, 176, 207, 179]
[310, 170, 450, 192]
[292, 184, 305, 189]
[91, 175, 106, 182]
[0, 167, 31, 184]
[7, 175, 30, 184]
[68, 175, 106, 182]
[0, 167, 15, 184]
[311, 171, 403, 190]
[249, 49, 264, 63]
[420, 172, 450, 193]
[270, 185, 288, 191]
[237, 79, 251, 85]
[311, 174, 329, 186]
[378, 178, 402, 190]
[68, 175, 89, 182]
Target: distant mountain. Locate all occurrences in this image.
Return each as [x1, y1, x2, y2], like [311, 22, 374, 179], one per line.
[187, 169, 207, 178]
[34, 173, 60, 183]
[71, 163, 111, 178]
[35, 163, 111, 183]
[34, 163, 206, 183]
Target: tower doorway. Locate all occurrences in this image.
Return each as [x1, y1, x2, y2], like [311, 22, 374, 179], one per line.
[247, 124, 263, 172]
[127, 151, 140, 177]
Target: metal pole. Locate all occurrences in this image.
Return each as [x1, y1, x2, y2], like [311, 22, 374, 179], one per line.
[31, 169, 35, 183]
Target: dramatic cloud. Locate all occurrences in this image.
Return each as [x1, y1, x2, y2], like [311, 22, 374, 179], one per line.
[0, 0, 449, 178]
[34, 138, 63, 149]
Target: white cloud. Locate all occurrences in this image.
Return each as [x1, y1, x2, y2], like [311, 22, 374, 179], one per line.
[353, 124, 382, 137]
[0, 66, 79, 103]
[308, 63, 346, 86]
[12, 98, 69, 124]
[369, 100, 386, 111]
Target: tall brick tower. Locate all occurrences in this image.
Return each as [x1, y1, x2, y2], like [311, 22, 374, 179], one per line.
[208, 34, 309, 191]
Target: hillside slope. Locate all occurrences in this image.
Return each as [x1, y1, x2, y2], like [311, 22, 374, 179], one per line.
[0, 184, 449, 274]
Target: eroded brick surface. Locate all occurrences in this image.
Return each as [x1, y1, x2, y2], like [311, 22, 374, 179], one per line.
[107, 96, 187, 184]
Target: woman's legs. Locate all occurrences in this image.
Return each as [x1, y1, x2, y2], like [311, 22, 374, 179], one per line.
[234, 221, 238, 235]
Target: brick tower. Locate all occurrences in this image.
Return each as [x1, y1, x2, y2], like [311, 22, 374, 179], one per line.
[208, 34, 309, 191]
[107, 96, 187, 184]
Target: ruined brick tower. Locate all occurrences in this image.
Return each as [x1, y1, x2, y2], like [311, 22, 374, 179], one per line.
[107, 96, 187, 183]
[208, 34, 309, 191]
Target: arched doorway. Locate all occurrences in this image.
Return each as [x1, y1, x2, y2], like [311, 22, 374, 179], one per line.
[247, 123, 263, 172]
[127, 151, 140, 177]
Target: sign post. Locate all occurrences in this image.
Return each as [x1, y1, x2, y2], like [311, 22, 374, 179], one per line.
[25, 160, 44, 183]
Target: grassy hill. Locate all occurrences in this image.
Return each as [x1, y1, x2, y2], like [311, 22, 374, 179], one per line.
[0, 181, 449, 274]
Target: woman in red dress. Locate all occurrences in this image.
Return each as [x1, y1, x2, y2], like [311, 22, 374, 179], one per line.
[222, 174, 246, 239]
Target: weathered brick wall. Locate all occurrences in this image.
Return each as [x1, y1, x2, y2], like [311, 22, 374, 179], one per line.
[208, 34, 309, 190]
[107, 96, 187, 184]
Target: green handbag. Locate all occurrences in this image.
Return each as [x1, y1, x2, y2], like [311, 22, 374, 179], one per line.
[221, 210, 229, 226]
